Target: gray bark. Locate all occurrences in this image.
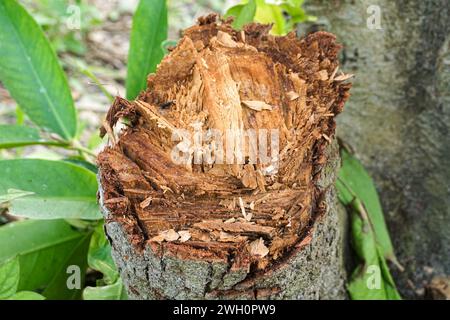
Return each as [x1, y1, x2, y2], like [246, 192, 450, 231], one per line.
[300, 0, 450, 298]
[100, 142, 348, 300]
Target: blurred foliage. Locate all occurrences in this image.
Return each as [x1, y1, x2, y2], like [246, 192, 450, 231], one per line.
[225, 0, 316, 35]
[21, 0, 103, 55]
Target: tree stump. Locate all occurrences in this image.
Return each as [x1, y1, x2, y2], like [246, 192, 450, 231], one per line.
[97, 15, 352, 300]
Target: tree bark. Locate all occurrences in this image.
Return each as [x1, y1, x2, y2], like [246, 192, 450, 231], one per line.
[97, 15, 351, 299]
[300, 0, 450, 298]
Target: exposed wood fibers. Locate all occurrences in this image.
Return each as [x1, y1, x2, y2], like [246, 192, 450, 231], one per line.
[98, 14, 351, 272]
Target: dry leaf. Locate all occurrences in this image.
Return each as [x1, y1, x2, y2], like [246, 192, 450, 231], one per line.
[249, 238, 269, 257]
[242, 100, 273, 111]
[178, 230, 191, 242]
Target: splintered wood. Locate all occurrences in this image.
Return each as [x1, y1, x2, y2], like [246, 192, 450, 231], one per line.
[98, 15, 351, 272]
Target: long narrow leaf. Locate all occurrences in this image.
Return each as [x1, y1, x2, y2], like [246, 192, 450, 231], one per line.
[0, 0, 77, 140]
[337, 150, 401, 300]
[339, 149, 398, 264]
[0, 159, 101, 220]
[126, 0, 167, 100]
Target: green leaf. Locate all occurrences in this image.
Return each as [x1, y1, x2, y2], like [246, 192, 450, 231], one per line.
[0, 125, 41, 149]
[225, 0, 257, 30]
[15, 106, 25, 125]
[83, 279, 128, 300]
[346, 208, 401, 300]
[0, 159, 101, 220]
[0, 0, 77, 140]
[0, 125, 65, 149]
[337, 151, 402, 300]
[7, 291, 46, 300]
[338, 149, 398, 264]
[0, 219, 92, 300]
[88, 223, 118, 285]
[254, 0, 286, 35]
[63, 158, 98, 174]
[0, 189, 35, 203]
[0, 256, 20, 299]
[126, 0, 168, 100]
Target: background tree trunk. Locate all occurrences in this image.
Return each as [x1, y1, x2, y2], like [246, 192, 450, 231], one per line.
[300, 0, 450, 298]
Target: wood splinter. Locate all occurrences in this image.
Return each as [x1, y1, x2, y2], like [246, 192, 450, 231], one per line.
[97, 14, 351, 300]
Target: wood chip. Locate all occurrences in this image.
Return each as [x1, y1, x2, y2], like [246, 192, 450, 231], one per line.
[217, 30, 238, 48]
[219, 231, 247, 243]
[322, 133, 331, 142]
[193, 220, 275, 237]
[242, 100, 273, 111]
[139, 196, 153, 209]
[150, 234, 165, 243]
[178, 230, 191, 242]
[241, 164, 258, 189]
[330, 66, 339, 81]
[316, 70, 329, 81]
[162, 229, 179, 242]
[334, 73, 354, 82]
[219, 198, 236, 210]
[239, 197, 252, 221]
[249, 238, 269, 257]
[286, 91, 300, 101]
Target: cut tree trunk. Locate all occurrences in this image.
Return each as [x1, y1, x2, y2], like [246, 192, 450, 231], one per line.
[97, 15, 352, 300]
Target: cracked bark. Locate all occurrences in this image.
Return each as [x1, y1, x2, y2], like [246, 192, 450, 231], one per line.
[97, 15, 351, 300]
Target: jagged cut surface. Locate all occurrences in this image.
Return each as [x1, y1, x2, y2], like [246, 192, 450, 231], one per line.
[98, 15, 351, 274]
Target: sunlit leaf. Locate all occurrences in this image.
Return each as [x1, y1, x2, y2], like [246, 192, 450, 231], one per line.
[225, 0, 256, 30]
[254, 0, 286, 35]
